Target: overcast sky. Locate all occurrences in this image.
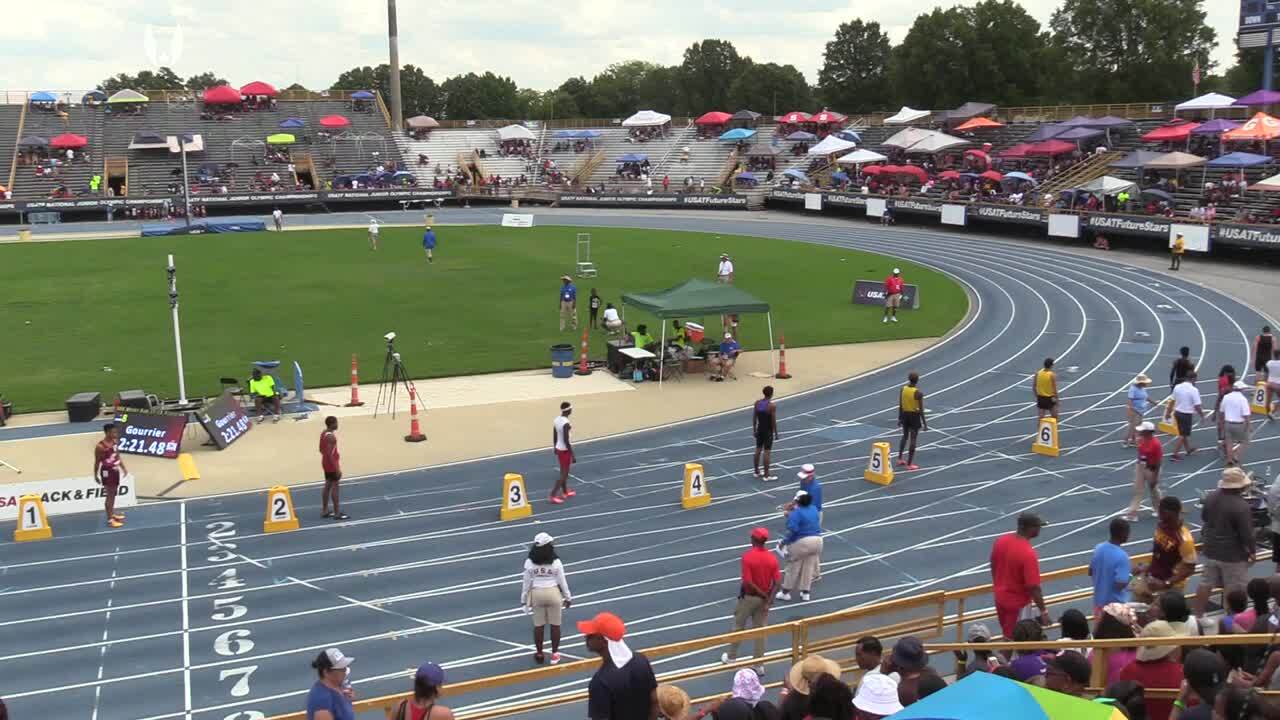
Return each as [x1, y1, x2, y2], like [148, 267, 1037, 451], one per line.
[0, 0, 1239, 97]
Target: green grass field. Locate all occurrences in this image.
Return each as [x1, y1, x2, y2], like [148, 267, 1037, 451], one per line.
[0, 225, 968, 411]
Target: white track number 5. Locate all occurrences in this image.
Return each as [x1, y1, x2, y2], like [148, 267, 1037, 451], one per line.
[220, 666, 258, 697]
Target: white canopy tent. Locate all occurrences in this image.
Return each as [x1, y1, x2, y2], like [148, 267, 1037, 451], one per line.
[902, 132, 969, 154]
[835, 149, 889, 166]
[1077, 175, 1136, 195]
[882, 127, 937, 149]
[496, 124, 535, 141]
[883, 107, 931, 125]
[622, 110, 672, 127]
[806, 135, 857, 156]
[1250, 172, 1280, 191]
[1175, 92, 1237, 118]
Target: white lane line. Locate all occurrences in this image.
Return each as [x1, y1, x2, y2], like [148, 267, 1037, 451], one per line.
[89, 551, 119, 720]
[180, 502, 192, 719]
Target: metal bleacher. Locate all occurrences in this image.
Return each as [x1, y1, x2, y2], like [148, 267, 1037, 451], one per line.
[12, 105, 104, 199]
[0, 104, 20, 190]
[394, 127, 536, 187]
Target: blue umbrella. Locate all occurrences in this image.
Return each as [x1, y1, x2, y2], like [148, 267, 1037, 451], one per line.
[82, 90, 107, 103]
[351, 90, 375, 100]
[735, 171, 757, 183]
[1207, 151, 1273, 167]
[836, 130, 861, 142]
[617, 153, 648, 163]
[29, 91, 57, 103]
[553, 129, 578, 138]
[786, 131, 817, 142]
[279, 117, 306, 129]
[718, 128, 757, 142]
[831, 171, 850, 182]
[783, 168, 808, 181]
[1003, 171, 1037, 184]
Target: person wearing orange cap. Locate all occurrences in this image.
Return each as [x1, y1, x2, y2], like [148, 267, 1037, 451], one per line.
[721, 528, 781, 675]
[578, 612, 657, 720]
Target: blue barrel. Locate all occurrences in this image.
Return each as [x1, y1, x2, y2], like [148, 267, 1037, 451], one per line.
[550, 344, 576, 378]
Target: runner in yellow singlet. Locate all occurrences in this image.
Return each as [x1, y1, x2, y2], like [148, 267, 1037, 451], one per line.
[1034, 357, 1059, 421]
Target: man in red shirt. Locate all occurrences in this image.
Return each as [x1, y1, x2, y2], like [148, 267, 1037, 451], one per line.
[319, 416, 348, 520]
[721, 527, 781, 674]
[93, 423, 127, 528]
[883, 268, 904, 324]
[990, 512, 1050, 638]
[1125, 421, 1163, 522]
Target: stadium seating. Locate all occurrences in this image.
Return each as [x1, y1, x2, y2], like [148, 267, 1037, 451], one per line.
[15, 105, 104, 199]
[0, 104, 20, 192]
[395, 127, 538, 187]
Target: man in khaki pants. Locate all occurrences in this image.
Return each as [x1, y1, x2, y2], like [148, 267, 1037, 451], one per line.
[558, 275, 578, 331]
[1124, 422, 1163, 522]
[721, 527, 780, 675]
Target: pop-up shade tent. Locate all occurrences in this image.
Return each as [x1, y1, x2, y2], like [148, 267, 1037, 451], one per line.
[278, 117, 306, 129]
[1190, 119, 1241, 135]
[18, 135, 48, 149]
[1109, 150, 1165, 169]
[621, 278, 775, 386]
[496, 124, 535, 141]
[1176, 92, 1236, 112]
[319, 115, 351, 128]
[1207, 151, 1273, 167]
[746, 144, 781, 157]
[405, 115, 439, 129]
[835, 148, 888, 166]
[939, 101, 995, 122]
[202, 85, 242, 105]
[807, 135, 857, 156]
[29, 91, 57, 104]
[82, 90, 107, 104]
[266, 133, 296, 145]
[786, 131, 817, 142]
[107, 89, 149, 104]
[1077, 176, 1136, 195]
[954, 117, 1003, 131]
[1235, 89, 1280, 107]
[617, 153, 648, 163]
[903, 132, 968, 154]
[695, 111, 732, 126]
[718, 128, 756, 142]
[883, 107, 930, 124]
[622, 110, 672, 127]
[1144, 151, 1207, 169]
[882, 127, 937, 149]
[731, 109, 761, 121]
[240, 81, 278, 97]
[1141, 122, 1199, 143]
[351, 90, 375, 99]
[1223, 112, 1280, 142]
[129, 131, 170, 149]
[50, 133, 88, 150]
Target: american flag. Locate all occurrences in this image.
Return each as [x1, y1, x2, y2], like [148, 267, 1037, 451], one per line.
[1192, 59, 1201, 86]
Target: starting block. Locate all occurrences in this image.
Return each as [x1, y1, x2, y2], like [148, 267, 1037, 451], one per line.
[1032, 417, 1060, 457]
[500, 473, 532, 521]
[14, 494, 52, 542]
[864, 442, 894, 485]
[178, 453, 200, 481]
[263, 485, 300, 533]
[1253, 382, 1270, 416]
[681, 463, 710, 509]
[1157, 398, 1179, 435]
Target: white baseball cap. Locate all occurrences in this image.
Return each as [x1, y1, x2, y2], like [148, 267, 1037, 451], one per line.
[797, 463, 816, 479]
[1137, 421, 1156, 433]
[793, 489, 810, 500]
[533, 532, 555, 547]
[324, 648, 355, 669]
[724, 332, 734, 339]
[1234, 380, 1250, 390]
[892, 267, 901, 274]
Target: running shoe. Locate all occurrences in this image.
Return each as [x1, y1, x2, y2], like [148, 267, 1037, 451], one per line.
[753, 471, 762, 479]
[775, 590, 792, 601]
[549, 495, 565, 504]
[111, 513, 125, 521]
[763, 475, 778, 482]
[721, 652, 733, 665]
[800, 591, 811, 601]
[564, 489, 577, 498]
[1170, 454, 1183, 462]
[891, 317, 898, 323]
[334, 513, 350, 520]
[882, 317, 888, 324]
[273, 415, 282, 423]
[906, 464, 920, 471]
[550, 653, 561, 665]
[534, 652, 545, 665]
[322, 511, 334, 519]
[897, 459, 908, 467]
[108, 518, 123, 528]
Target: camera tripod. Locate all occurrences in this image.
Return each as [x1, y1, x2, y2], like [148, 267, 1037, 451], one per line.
[374, 343, 421, 419]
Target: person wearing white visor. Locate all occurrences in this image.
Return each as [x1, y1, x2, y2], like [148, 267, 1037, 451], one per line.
[307, 647, 355, 720]
[1219, 379, 1253, 467]
[520, 532, 572, 665]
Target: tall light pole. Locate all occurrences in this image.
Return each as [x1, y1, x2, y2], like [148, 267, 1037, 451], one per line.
[166, 255, 188, 404]
[387, 0, 404, 130]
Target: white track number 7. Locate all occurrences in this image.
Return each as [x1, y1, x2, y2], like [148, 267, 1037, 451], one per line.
[220, 665, 258, 697]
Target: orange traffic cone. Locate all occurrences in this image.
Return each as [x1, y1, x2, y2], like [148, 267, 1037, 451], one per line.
[404, 387, 426, 442]
[345, 354, 365, 407]
[775, 334, 793, 379]
[574, 328, 592, 376]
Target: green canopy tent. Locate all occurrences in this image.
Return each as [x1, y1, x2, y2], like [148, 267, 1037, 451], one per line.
[621, 278, 774, 385]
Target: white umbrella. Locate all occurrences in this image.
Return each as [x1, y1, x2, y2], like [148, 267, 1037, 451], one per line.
[882, 127, 938, 149]
[884, 107, 931, 124]
[902, 132, 969, 154]
[1077, 175, 1136, 195]
[496, 124, 535, 141]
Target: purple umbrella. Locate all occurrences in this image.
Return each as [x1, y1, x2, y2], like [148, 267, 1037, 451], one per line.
[1026, 123, 1067, 141]
[1235, 89, 1280, 107]
[1190, 118, 1242, 135]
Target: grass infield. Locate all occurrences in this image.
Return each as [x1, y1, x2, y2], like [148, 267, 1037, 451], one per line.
[1, 225, 967, 411]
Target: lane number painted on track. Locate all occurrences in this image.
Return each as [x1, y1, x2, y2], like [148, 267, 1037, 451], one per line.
[204, 521, 264, 718]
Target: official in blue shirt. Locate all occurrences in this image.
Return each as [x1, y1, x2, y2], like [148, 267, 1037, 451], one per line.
[422, 226, 437, 264]
[1088, 517, 1132, 613]
[713, 332, 741, 381]
[777, 489, 823, 602]
[559, 275, 578, 331]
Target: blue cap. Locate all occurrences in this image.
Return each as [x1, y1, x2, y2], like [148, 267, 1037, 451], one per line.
[416, 662, 444, 686]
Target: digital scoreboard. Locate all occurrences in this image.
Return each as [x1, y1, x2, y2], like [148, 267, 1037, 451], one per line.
[1241, 0, 1280, 46]
[196, 390, 252, 450]
[113, 411, 187, 458]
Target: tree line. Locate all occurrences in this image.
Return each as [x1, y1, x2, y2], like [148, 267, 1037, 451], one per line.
[96, 0, 1255, 120]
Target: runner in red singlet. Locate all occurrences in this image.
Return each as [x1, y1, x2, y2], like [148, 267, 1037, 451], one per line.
[93, 423, 128, 528]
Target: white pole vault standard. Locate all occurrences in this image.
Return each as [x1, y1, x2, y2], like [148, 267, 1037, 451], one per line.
[167, 254, 188, 404]
[659, 323, 667, 388]
[767, 312, 776, 377]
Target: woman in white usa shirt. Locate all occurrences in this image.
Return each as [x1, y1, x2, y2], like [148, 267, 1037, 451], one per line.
[521, 532, 572, 665]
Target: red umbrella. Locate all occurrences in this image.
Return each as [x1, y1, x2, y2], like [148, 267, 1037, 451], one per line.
[1026, 140, 1075, 156]
[861, 165, 886, 175]
[938, 170, 961, 180]
[319, 115, 351, 128]
[203, 85, 242, 105]
[1141, 122, 1199, 143]
[894, 165, 928, 183]
[50, 133, 88, 149]
[811, 109, 847, 125]
[779, 111, 811, 124]
[695, 111, 732, 126]
[240, 81, 278, 97]
[999, 143, 1033, 158]
[979, 170, 1004, 182]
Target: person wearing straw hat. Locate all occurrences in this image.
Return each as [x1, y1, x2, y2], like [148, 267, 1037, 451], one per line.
[1220, 380, 1253, 467]
[776, 490, 822, 602]
[1124, 374, 1154, 447]
[717, 253, 734, 284]
[1195, 467, 1256, 623]
[656, 684, 690, 720]
[782, 654, 842, 720]
[520, 532, 572, 665]
[852, 671, 902, 719]
[721, 527, 780, 675]
[1125, 421, 1164, 522]
[1118, 620, 1183, 719]
[579, 612, 658, 720]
